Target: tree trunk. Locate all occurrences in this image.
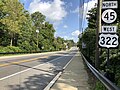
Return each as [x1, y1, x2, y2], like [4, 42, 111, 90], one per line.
[10, 37, 13, 46]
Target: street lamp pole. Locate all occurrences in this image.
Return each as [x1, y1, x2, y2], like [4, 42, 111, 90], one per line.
[36, 29, 39, 48]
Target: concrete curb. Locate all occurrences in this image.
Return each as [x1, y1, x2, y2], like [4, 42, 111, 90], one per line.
[44, 52, 76, 90]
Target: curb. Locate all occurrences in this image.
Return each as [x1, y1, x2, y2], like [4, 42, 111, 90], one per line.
[43, 52, 76, 90]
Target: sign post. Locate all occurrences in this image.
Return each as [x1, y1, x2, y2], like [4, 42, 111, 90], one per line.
[95, 0, 103, 69]
[99, 1, 119, 48]
[99, 1, 119, 71]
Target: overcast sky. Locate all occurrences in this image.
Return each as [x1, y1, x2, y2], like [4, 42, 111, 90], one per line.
[19, 0, 97, 43]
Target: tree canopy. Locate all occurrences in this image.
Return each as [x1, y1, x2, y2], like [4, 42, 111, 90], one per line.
[0, 0, 75, 53]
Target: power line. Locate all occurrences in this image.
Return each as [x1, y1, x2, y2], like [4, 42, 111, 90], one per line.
[82, 0, 90, 32]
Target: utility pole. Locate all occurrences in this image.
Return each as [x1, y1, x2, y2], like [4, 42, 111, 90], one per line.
[95, 0, 102, 69]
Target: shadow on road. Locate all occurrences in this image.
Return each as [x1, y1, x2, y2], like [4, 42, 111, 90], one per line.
[7, 73, 54, 90]
[1, 51, 77, 90]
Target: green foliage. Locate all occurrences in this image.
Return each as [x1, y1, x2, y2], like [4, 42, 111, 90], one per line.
[56, 37, 66, 50]
[78, 2, 120, 89]
[0, 46, 21, 52]
[0, 0, 74, 53]
[87, 8, 97, 29]
[66, 40, 74, 49]
[31, 11, 45, 29]
[78, 28, 96, 63]
[0, 0, 26, 46]
[94, 81, 106, 90]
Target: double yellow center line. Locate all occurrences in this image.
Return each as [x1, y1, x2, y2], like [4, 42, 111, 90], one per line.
[0, 56, 48, 67]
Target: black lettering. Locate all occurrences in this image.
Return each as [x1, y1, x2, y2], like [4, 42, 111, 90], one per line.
[106, 3, 109, 7]
[110, 12, 115, 20]
[103, 3, 106, 7]
[104, 27, 107, 31]
[112, 37, 117, 45]
[112, 27, 115, 32]
[110, 27, 112, 31]
[113, 3, 116, 6]
[106, 37, 111, 45]
[103, 2, 117, 8]
[100, 36, 105, 45]
[106, 27, 109, 31]
[109, 3, 111, 7]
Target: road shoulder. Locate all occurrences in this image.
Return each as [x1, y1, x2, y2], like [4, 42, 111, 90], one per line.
[50, 52, 90, 90]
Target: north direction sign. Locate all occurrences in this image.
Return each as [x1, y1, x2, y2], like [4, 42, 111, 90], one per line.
[102, 1, 118, 9]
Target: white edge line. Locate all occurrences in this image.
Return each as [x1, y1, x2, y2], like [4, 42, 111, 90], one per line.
[43, 52, 77, 90]
[0, 54, 68, 81]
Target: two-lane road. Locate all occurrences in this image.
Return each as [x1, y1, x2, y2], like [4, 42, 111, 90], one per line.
[0, 47, 78, 90]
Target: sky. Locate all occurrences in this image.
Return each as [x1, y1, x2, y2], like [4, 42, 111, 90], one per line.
[19, 0, 97, 43]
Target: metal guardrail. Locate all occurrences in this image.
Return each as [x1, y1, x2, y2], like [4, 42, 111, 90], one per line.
[81, 52, 120, 90]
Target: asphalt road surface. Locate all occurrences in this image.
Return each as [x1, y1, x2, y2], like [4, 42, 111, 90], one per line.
[0, 47, 78, 90]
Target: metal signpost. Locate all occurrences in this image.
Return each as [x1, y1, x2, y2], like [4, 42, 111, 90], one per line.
[99, 1, 119, 67]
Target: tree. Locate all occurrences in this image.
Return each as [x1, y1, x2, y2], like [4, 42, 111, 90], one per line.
[78, 28, 96, 63]
[31, 12, 46, 49]
[78, 2, 120, 88]
[56, 37, 66, 50]
[40, 22, 55, 51]
[17, 10, 38, 51]
[0, 0, 9, 46]
[31, 12, 45, 30]
[65, 40, 74, 49]
[0, 1, 73, 53]
[87, 7, 97, 29]
[31, 12, 56, 51]
[0, 0, 26, 46]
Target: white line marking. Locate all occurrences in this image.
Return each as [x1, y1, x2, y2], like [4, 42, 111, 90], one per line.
[0, 52, 73, 81]
[44, 52, 77, 90]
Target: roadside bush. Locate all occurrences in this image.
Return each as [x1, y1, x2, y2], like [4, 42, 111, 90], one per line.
[94, 81, 106, 90]
[0, 46, 22, 53]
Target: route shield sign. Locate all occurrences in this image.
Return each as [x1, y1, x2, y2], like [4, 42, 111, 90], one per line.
[100, 1, 119, 48]
[98, 33, 119, 48]
[102, 9, 117, 24]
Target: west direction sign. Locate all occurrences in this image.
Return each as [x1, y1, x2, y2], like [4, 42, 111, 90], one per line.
[101, 26, 117, 33]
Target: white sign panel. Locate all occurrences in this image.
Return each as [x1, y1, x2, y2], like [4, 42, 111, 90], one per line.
[102, 26, 117, 33]
[102, 1, 118, 9]
[99, 33, 119, 48]
[102, 9, 117, 24]
[82, 42, 86, 49]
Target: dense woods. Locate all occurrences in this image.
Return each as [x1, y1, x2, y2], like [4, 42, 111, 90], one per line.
[78, 1, 120, 89]
[0, 0, 74, 53]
